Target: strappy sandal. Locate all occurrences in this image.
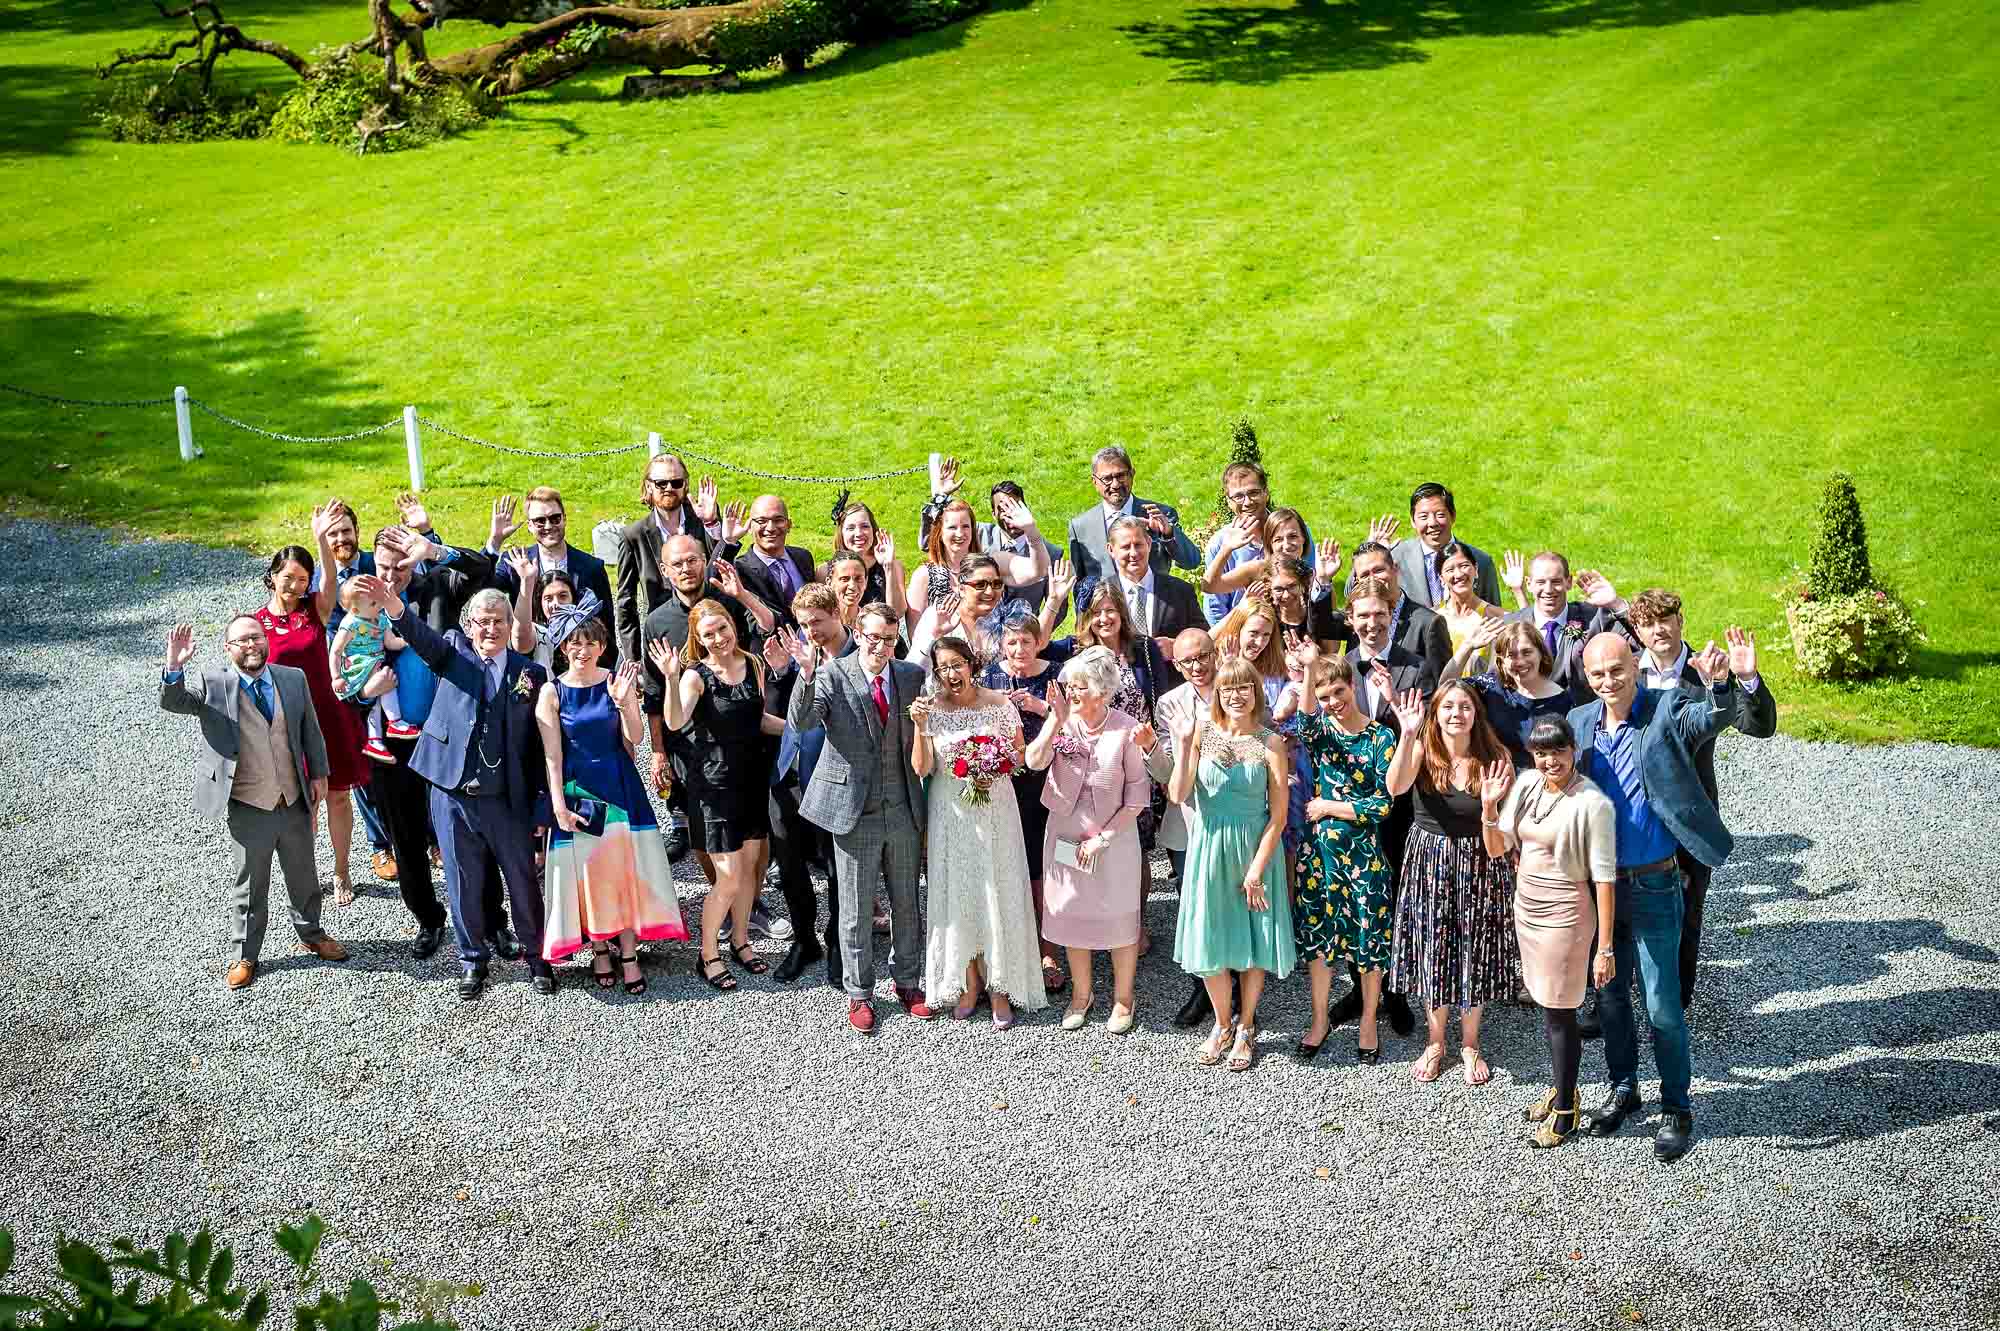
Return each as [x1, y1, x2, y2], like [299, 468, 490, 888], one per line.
[731, 941, 770, 976]
[332, 872, 356, 908]
[1411, 1043, 1447, 1083]
[1197, 1020, 1234, 1066]
[1461, 1046, 1492, 1087]
[1523, 1087, 1559, 1123]
[1529, 1106, 1581, 1149]
[699, 955, 737, 992]
[1228, 1024, 1258, 1073]
[619, 945, 646, 996]
[590, 942, 615, 990]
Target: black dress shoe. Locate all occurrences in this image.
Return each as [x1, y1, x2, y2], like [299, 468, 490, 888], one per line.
[1577, 989, 1603, 1039]
[487, 925, 524, 961]
[1585, 1086, 1642, 1137]
[531, 972, 557, 996]
[664, 819, 690, 862]
[1173, 980, 1213, 1029]
[457, 965, 487, 1001]
[773, 940, 823, 983]
[1326, 986, 1364, 1029]
[1383, 991, 1416, 1039]
[1654, 1109, 1695, 1163]
[410, 925, 445, 961]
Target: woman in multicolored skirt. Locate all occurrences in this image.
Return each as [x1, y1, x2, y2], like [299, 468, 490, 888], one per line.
[1384, 679, 1518, 1087]
[533, 597, 688, 994]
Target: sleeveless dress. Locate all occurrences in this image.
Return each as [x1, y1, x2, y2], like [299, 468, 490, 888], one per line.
[1293, 716, 1397, 967]
[253, 602, 367, 792]
[922, 701, 1047, 1010]
[1172, 722, 1296, 978]
[1389, 781, 1519, 1009]
[542, 678, 688, 961]
[683, 659, 772, 853]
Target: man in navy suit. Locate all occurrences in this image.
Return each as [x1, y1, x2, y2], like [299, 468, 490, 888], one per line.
[358, 577, 551, 1001]
[1629, 588, 1779, 1008]
[762, 583, 858, 985]
[1504, 552, 1639, 695]
[731, 495, 816, 634]
[1567, 628, 1768, 1163]
[487, 487, 616, 664]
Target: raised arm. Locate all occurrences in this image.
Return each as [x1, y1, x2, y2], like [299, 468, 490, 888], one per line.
[308, 501, 344, 623]
[1165, 705, 1200, 807]
[1478, 758, 1517, 859]
[1444, 615, 1505, 683]
[992, 497, 1050, 588]
[504, 550, 539, 655]
[1025, 681, 1069, 771]
[909, 692, 936, 779]
[1383, 688, 1430, 797]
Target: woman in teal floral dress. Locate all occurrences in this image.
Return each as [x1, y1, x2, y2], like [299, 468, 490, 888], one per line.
[1291, 647, 1396, 1064]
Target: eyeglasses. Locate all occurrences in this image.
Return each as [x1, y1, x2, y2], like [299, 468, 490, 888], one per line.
[750, 516, 791, 527]
[648, 476, 688, 490]
[1093, 470, 1133, 486]
[526, 513, 564, 527]
[856, 631, 897, 648]
[1174, 651, 1216, 669]
[962, 578, 1003, 592]
[1227, 488, 1266, 504]
[1218, 685, 1257, 698]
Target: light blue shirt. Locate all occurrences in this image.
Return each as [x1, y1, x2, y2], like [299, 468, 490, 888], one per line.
[1202, 517, 1314, 626]
[1579, 692, 1678, 868]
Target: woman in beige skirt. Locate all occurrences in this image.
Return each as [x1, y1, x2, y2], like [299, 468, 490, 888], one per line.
[1480, 716, 1617, 1148]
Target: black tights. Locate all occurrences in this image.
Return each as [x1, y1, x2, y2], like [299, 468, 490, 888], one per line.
[1544, 1005, 1582, 1112]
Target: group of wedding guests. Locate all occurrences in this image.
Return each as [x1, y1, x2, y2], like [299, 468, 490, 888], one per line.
[157, 448, 1776, 1163]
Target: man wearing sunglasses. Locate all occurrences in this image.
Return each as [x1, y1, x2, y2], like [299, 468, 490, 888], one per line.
[487, 486, 616, 664]
[613, 453, 724, 669]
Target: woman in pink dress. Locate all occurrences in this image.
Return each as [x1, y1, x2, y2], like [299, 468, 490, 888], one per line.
[251, 511, 369, 902]
[1026, 646, 1150, 1034]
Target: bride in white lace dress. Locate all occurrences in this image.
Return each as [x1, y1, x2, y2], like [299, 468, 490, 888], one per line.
[910, 635, 1048, 1027]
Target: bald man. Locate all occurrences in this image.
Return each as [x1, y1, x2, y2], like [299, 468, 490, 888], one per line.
[730, 495, 816, 634]
[1566, 628, 1767, 1164]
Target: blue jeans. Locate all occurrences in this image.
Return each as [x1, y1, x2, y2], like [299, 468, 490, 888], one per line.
[1599, 865, 1692, 1112]
[350, 779, 392, 853]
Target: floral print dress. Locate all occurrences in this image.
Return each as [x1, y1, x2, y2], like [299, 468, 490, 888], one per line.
[1293, 715, 1396, 967]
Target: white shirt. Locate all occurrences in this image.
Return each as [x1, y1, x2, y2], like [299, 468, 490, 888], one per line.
[652, 507, 719, 543]
[1100, 497, 1136, 532]
[1118, 569, 1157, 632]
[1352, 643, 1390, 716]
[1643, 643, 1689, 691]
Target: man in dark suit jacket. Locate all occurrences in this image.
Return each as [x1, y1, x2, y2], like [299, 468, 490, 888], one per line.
[731, 495, 816, 634]
[1503, 552, 1639, 695]
[487, 487, 616, 665]
[614, 452, 723, 669]
[1567, 629, 1768, 1163]
[1351, 543, 1452, 679]
[158, 617, 346, 990]
[1629, 589, 1779, 1009]
[1066, 445, 1200, 609]
[368, 577, 551, 1001]
[1089, 516, 1203, 681]
[763, 584, 859, 985]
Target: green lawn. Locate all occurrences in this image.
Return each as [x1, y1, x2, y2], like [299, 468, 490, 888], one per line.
[3, 0, 1996, 744]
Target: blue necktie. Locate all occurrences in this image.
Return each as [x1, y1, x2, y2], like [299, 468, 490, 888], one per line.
[243, 676, 273, 723]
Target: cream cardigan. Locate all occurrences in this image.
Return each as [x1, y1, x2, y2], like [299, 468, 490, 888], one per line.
[1496, 771, 1618, 884]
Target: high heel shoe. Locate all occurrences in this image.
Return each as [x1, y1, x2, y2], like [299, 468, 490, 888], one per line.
[1229, 1024, 1258, 1072]
[619, 946, 646, 996]
[1530, 1105, 1581, 1149]
[590, 942, 615, 990]
[1295, 1027, 1328, 1061]
[1197, 1020, 1234, 1065]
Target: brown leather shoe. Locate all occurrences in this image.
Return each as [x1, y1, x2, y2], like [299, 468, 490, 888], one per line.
[370, 850, 399, 883]
[226, 960, 256, 989]
[304, 937, 349, 962]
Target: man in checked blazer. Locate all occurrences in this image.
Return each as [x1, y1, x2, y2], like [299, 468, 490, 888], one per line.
[158, 617, 346, 990]
[786, 601, 935, 1033]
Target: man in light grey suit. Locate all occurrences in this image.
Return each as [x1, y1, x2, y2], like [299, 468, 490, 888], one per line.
[1066, 445, 1200, 612]
[158, 617, 347, 990]
[786, 601, 937, 1032]
[1378, 482, 1503, 610]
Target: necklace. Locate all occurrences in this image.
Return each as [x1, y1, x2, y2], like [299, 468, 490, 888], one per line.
[1526, 776, 1569, 824]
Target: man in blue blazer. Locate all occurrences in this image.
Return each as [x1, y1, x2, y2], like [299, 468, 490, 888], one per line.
[763, 585, 859, 986]
[1566, 628, 1768, 1163]
[487, 488, 617, 666]
[359, 576, 551, 1001]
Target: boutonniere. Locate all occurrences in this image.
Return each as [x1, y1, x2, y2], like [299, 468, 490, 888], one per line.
[1560, 621, 1589, 643]
[512, 673, 535, 700]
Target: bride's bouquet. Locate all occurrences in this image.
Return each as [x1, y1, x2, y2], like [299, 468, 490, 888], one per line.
[949, 734, 1015, 806]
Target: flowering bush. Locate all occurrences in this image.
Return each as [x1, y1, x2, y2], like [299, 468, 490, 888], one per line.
[949, 734, 1014, 805]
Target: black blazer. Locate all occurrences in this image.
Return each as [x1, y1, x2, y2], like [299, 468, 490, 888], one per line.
[1394, 600, 1454, 679]
[614, 513, 713, 669]
[732, 545, 816, 632]
[1346, 642, 1439, 733]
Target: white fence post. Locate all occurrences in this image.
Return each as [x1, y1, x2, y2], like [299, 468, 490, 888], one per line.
[174, 386, 197, 462]
[928, 451, 943, 493]
[403, 405, 424, 491]
[647, 431, 662, 458]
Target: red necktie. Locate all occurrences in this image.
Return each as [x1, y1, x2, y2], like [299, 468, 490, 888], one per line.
[871, 674, 889, 726]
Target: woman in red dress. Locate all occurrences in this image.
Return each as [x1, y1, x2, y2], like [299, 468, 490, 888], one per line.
[252, 509, 370, 903]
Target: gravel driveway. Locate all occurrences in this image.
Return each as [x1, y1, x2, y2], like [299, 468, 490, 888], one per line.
[1, 517, 1996, 1330]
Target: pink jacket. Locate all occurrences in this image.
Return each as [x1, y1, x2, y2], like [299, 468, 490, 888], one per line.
[1041, 708, 1150, 830]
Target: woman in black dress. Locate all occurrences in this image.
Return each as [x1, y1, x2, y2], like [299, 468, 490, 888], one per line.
[982, 608, 1067, 994]
[654, 599, 784, 991]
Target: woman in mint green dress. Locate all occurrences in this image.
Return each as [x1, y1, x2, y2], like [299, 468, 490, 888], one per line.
[1168, 658, 1295, 1073]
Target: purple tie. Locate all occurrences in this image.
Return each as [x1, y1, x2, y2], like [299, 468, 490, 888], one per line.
[1543, 618, 1560, 658]
[772, 557, 794, 602]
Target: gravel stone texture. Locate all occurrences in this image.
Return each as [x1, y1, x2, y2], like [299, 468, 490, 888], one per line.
[2, 516, 1997, 1329]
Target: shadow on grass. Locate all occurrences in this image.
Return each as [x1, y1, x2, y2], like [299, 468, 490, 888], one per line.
[0, 61, 101, 157]
[1119, 0, 1912, 84]
[0, 277, 403, 545]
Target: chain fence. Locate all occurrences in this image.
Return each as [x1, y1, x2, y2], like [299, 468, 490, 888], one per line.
[1, 381, 936, 486]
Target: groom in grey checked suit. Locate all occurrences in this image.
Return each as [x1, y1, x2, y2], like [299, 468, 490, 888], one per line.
[786, 601, 935, 1031]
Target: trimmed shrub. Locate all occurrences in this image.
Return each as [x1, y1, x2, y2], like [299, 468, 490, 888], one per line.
[92, 72, 280, 142]
[1782, 472, 1925, 680]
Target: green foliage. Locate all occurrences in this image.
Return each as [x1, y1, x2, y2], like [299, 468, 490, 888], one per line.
[554, 21, 612, 59]
[1806, 470, 1872, 599]
[844, 0, 987, 41]
[708, 0, 843, 73]
[1784, 583, 1927, 680]
[0, 1215, 457, 1331]
[91, 72, 278, 143]
[266, 51, 496, 149]
[1210, 417, 1263, 526]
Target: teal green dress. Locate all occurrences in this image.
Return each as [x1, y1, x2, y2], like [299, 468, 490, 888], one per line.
[1172, 723, 1297, 979]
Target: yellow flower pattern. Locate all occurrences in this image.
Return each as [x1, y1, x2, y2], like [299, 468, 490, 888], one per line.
[1293, 715, 1396, 967]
